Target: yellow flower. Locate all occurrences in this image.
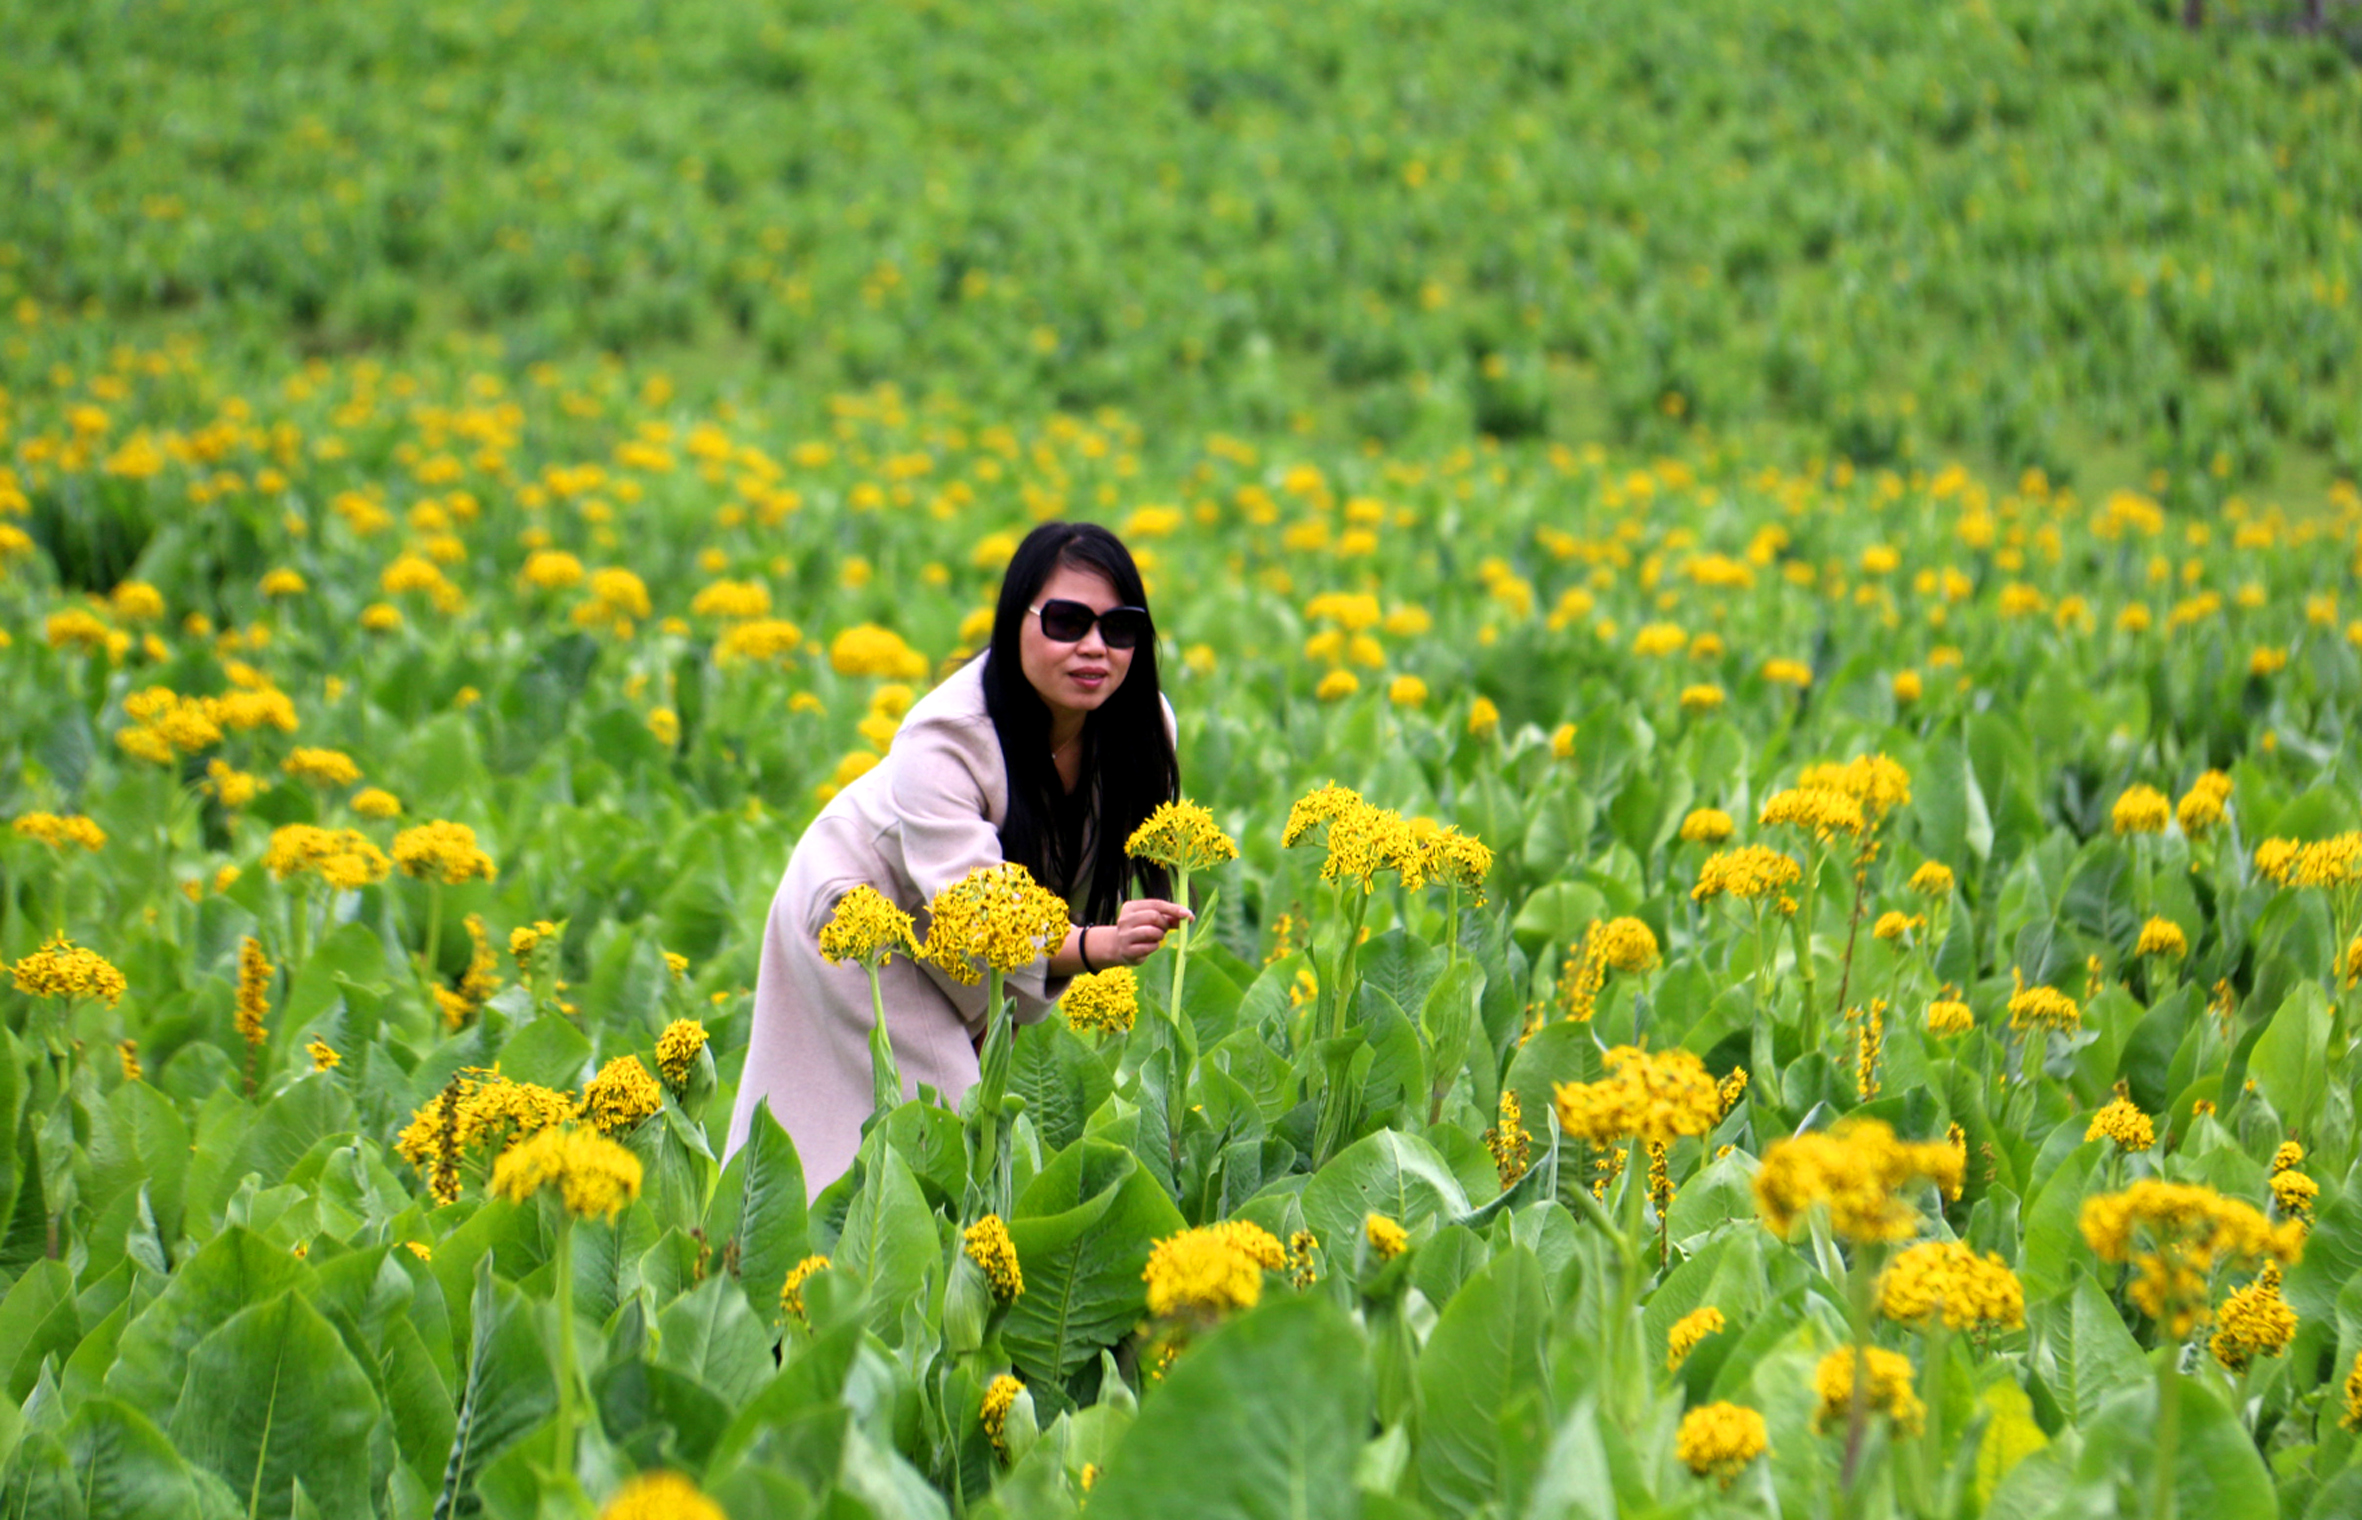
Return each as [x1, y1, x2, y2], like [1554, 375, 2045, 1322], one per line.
[1365, 1213, 1408, 1262]
[1872, 911, 1925, 942]
[2253, 833, 2362, 890]
[1891, 669, 1923, 702]
[1668, 1306, 1726, 1369]
[580, 1056, 663, 1135]
[1754, 1119, 1963, 1244]
[2111, 785, 2171, 835]
[1282, 782, 1363, 848]
[510, 919, 562, 971]
[1878, 1241, 2024, 1331]
[11, 935, 128, 1006]
[11, 812, 108, 851]
[2006, 968, 2080, 1034]
[2079, 1180, 2304, 1336]
[2342, 1351, 2362, 1433]
[2271, 1170, 2318, 1222]
[781, 1255, 829, 1321]
[1144, 1220, 1286, 1320]
[360, 603, 404, 633]
[920, 863, 1073, 983]
[1550, 721, 1577, 759]
[1812, 1346, 1924, 1435]
[1692, 845, 1802, 905]
[2084, 1096, 2155, 1151]
[351, 786, 402, 819]
[2135, 917, 2187, 959]
[1124, 799, 1240, 874]
[829, 623, 929, 679]
[1924, 998, 1973, 1037]
[1483, 1090, 1531, 1192]
[1315, 668, 1360, 702]
[259, 568, 308, 598]
[282, 747, 361, 787]
[1909, 861, 1955, 897]
[2209, 1263, 2297, 1373]
[1387, 674, 1428, 707]
[488, 1125, 643, 1220]
[1679, 683, 1726, 713]
[690, 578, 772, 621]
[1676, 1402, 1769, 1486]
[1061, 966, 1139, 1035]
[1760, 785, 1865, 842]
[656, 1020, 709, 1088]
[1594, 917, 1660, 973]
[2176, 770, 2232, 836]
[716, 618, 806, 665]
[965, 1215, 1025, 1302]
[235, 936, 273, 1047]
[1467, 695, 1501, 737]
[392, 820, 498, 884]
[520, 550, 585, 592]
[583, 567, 652, 622]
[981, 1374, 1025, 1459]
[1553, 1045, 1721, 1147]
[596, 1471, 725, 1520]
[307, 1037, 341, 1071]
[1762, 658, 1813, 688]
[647, 708, 680, 746]
[1678, 808, 1734, 845]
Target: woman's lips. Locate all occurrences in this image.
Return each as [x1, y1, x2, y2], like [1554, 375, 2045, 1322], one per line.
[1070, 669, 1107, 689]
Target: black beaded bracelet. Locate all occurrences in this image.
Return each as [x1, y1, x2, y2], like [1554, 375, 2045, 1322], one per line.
[1077, 924, 1097, 974]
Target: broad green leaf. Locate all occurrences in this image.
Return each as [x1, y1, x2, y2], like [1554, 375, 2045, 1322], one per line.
[435, 1258, 557, 1519]
[1973, 1380, 2049, 1507]
[833, 1142, 938, 1342]
[0, 1260, 79, 1404]
[166, 1290, 382, 1520]
[493, 1014, 593, 1093]
[58, 1398, 206, 1520]
[654, 1273, 776, 1406]
[1006, 1141, 1186, 1398]
[1086, 1295, 1369, 1520]
[2250, 982, 2332, 1141]
[2032, 1274, 2149, 1428]
[1301, 1129, 1472, 1264]
[106, 1226, 313, 1420]
[1412, 1247, 1551, 1515]
[2078, 1368, 2277, 1520]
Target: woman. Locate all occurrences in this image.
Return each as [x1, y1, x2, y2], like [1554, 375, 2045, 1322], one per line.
[726, 522, 1192, 1196]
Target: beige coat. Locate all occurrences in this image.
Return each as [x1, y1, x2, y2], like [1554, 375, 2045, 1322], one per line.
[725, 651, 1171, 1197]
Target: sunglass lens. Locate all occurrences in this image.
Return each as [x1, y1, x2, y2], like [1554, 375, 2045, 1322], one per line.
[1099, 609, 1150, 649]
[1039, 601, 1095, 641]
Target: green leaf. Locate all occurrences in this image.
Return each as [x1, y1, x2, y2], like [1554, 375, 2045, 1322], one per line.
[1085, 1295, 1369, 1520]
[2032, 1273, 2149, 1428]
[724, 1096, 811, 1322]
[493, 1015, 592, 1094]
[1005, 1140, 1186, 1397]
[106, 1226, 314, 1421]
[654, 1273, 776, 1406]
[1411, 1247, 1551, 1515]
[436, 1258, 557, 1519]
[0, 1260, 80, 1405]
[58, 1398, 207, 1520]
[2078, 1368, 2277, 1520]
[832, 1141, 938, 1342]
[166, 1290, 383, 1520]
[1973, 1380, 2050, 1508]
[1301, 1129, 1472, 1260]
[2250, 982, 2332, 1140]
[231, 1073, 357, 1189]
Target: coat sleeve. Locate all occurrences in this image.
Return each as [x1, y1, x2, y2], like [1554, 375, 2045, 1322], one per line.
[886, 717, 1071, 1036]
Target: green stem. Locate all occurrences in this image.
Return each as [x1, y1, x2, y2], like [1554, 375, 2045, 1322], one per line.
[866, 962, 901, 1114]
[552, 1213, 579, 1476]
[1167, 865, 1192, 1030]
[2153, 1349, 2181, 1520]
[421, 878, 444, 998]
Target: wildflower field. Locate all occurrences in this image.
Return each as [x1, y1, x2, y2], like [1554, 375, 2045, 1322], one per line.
[5, 0, 2362, 1518]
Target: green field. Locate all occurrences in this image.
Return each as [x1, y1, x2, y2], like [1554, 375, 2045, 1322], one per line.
[4, 0, 2362, 1517]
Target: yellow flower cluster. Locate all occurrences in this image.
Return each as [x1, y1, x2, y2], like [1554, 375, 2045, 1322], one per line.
[1812, 1346, 1925, 1435]
[1872, 911, 1925, 942]
[488, 1125, 644, 1220]
[2079, 1180, 2305, 1336]
[1678, 807, 1734, 844]
[116, 686, 225, 763]
[1143, 1219, 1286, 1319]
[392, 820, 498, 884]
[716, 617, 807, 665]
[1908, 861, 1955, 897]
[2086, 1096, 2155, 1152]
[119, 1039, 142, 1082]
[1676, 1402, 1769, 1486]
[1280, 785, 1424, 891]
[1924, 996, 1973, 1037]
[2112, 784, 2171, 835]
[1878, 1241, 2025, 1330]
[981, 1373, 1024, 1458]
[2005, 969, 2080, 1034]
[510, 919, 563, 971]
[352, 787, 402, 819]
[597, 1471, 725, 1520]
[10, 812, 107, 851]
[2344, 1351, 2362, 1434]
[818, 884, 921, 967]
[1124, 798, 1240, 874]
[964, 1214, 1025, 1302]
[1667, 1305, 1726, 1369]
[2271, 1170, 2318, 1222]
[655, 1019, 709, 1088]
[2176, 770, 2233, 836]
[2135, 916, 2188, 958]
[308, 1037, 341, 1071]
[2209, 1262, 2297, 1372]
[781, 1255, 829, 1321]
[1758, 785, 1865, 842]
[920, 863, 1072, 983]
[1753, 1119, 1964, 1243]
[235, 936, 273, 1047]
[690, 578, 771, 621]
[1281, 782, 1364, 848]
[580, 1055, 663, 1135]
[1060, 966, 1138, 1035]
[282, 746, 362, 787]
[435, 913, 501, 1030]
[2253, 833, 2362, 890]
[10, 935, 128, 1006]
[1552, 1045, 1722, 1147]
[1483, 1089, 1531, 1192]
[1798, 753, 1912, 825]
[1365, 1213, 1408, 1261]
[1691, 844, 1802, 906]
[263, 824, 392, 890]
[829, 623, 929, 679]
[1593, 916, 1661, 973]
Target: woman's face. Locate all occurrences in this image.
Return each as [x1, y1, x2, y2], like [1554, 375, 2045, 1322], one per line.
[1019, 563, 1133, 724]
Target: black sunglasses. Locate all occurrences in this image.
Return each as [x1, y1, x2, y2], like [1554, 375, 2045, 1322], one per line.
[1030, 599, 1152, 649]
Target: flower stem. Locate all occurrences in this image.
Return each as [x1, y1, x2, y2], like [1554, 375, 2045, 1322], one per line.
[2153, 1350, 2181, 1520]
[552, 1212, 579, 1476]
[865, 962, 901, 1115]
[1167, 865, 1193, 1030]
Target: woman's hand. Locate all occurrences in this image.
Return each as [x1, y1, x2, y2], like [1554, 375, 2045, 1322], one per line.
[1094, 898, 1193, 968]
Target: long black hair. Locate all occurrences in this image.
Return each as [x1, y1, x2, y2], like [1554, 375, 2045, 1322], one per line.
[981, 522, 1178, 924]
